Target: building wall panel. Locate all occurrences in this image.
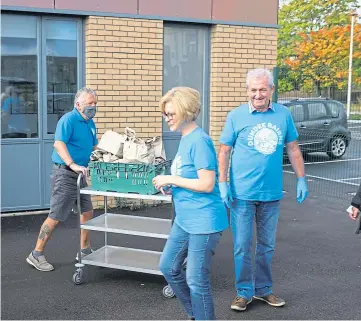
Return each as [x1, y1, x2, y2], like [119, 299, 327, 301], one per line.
[55, 0, 138, 14]
[212, 0, 278, 25]
[1, 0, 54, 8]
[138, 0, 212, 20]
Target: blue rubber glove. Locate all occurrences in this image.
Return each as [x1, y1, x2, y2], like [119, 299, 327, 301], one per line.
[219, 182, 233, 208]
[296, 177, 308, 203]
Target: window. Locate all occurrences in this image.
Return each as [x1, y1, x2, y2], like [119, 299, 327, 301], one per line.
[163, 24, 209, 130]
[289, 104, 305, 122]
[327, 102, 342, 118]
[307, 103, 328, 120]
[1, 14, 81, 139]
[1, 15, 38, 138]
[45, 20, 78, 135]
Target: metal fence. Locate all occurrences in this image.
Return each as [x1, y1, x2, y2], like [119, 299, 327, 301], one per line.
[276, 74, 361, 204]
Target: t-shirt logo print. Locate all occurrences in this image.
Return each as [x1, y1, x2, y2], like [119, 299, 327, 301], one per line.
[171, 155, 182, 176]
[248, 122, 283, 155]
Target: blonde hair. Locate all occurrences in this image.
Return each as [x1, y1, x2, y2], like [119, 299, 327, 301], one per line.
[159, 87, 201, 122]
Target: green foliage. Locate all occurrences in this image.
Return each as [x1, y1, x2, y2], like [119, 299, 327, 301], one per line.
[278, 0, 360, 92]
[350, 113, 361, 120]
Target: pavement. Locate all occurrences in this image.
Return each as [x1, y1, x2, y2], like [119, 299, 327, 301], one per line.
[2, 191, 361, 320]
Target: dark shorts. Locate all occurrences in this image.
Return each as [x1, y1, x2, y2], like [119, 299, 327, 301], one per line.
[48, 166, 93, 222]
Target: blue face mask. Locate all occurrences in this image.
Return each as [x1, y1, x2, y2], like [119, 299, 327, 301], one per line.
[83, 106, 96, 119]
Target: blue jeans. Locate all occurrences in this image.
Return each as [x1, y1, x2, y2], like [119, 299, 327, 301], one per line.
[230, 199, 280, 300]
[159, 223, 221, 320]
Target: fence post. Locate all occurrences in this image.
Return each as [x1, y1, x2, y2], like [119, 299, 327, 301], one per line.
[272, 66, 279, 103]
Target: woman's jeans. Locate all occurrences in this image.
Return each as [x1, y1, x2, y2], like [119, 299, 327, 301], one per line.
[159, 223, 221, 320]
[230, 199, 280, 300]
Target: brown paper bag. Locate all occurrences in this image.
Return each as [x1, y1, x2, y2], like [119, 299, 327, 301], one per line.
[123, 128, 155, 164]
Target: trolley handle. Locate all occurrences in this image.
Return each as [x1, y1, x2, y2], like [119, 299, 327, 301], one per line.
[77, 173, 84, 193]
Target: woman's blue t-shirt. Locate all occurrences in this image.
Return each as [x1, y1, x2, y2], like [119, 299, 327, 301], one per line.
[171, 127, 229, 234]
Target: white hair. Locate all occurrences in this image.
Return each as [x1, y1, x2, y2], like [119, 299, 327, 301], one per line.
[74, 87, 97, 105]
[246, 68, 274, 89]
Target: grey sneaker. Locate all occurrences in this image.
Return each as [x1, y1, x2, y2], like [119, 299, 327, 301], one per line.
[253, 293, 286, 307]
[26, 252, 54, 272]
[75, 248, 94, 261]
[231, 296, 252, 311]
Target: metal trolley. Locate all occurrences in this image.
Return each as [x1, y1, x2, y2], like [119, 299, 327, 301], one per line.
[73, 174, 176, 298]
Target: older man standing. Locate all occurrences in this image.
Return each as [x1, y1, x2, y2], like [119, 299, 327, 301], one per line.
[218, 69, 308, 311]
[26, 87, 98, 272]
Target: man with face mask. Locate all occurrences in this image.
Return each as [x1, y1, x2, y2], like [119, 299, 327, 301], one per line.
[26, 87, 98, 272]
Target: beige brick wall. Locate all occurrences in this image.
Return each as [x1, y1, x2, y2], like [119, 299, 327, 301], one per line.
[85, 16, 163, 138]
[209, 25, 278, 149]
[84, 20, 277, 209]
[85, 16, 163, 208]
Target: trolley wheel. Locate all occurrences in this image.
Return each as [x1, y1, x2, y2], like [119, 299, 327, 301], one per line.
[162, 285, 175, 298]
[72, 269, 83, 285]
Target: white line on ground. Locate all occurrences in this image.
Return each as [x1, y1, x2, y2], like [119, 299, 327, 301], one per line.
[283, 170, 359, 186]
[338, 177, 361, 181]
[348, 126, 361, 129]
[283, 157, 361, 166]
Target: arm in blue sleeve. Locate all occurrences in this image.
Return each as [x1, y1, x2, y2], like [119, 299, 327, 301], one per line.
[219, 112, 236, 147]
[191, 137, 217, 171]
[285, 111, 299, 144]
[54, 116, 73, 143]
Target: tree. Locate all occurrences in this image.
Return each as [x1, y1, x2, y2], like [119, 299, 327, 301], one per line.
[285, 24, 361, 93]
[278, 0, 360, 92]
[278, 0, 359, 65]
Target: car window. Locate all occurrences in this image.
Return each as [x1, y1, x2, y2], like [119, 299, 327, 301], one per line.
[307, 103, 328, 120]
[289, 104, 305, 122]
[327, 102, 342, 118]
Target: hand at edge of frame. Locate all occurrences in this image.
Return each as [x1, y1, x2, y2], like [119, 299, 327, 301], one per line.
[349, 206, 360, 221]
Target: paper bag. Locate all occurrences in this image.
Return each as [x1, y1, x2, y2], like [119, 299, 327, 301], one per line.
[123, 128, 155, 164]
[97, 130, 126, 157]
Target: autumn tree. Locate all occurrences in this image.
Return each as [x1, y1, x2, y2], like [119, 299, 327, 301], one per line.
[286, 25, 361, 93]
[278, 0, 360, 92]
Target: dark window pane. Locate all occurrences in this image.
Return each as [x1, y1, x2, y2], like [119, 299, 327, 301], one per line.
[308, 103, 328, 120]
[1, 15, 38, 139]
[45, 20, 78, 135]
[289, 104, 304, 122]
[163, 25, 206, 129]
[327, 102, 342, 118]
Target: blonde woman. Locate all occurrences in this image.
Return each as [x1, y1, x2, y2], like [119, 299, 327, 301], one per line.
[153, 87, 228, 320]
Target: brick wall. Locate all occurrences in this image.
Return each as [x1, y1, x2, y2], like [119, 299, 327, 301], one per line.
[85, 16, 163, 138]
[85, 16, 163, 208]
[84, 20, 277, 208]
[209, 25, 278, 149]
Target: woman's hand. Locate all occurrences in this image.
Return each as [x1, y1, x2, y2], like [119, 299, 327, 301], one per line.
[152, 175, 173, 191]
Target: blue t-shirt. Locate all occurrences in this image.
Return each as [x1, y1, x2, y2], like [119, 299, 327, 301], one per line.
[2, 97, 23, 113]
[220, 103, 298, 201]
[52, 108, 98, 167]
[2, 97, 27, 132]
[171, 127, 229, 234]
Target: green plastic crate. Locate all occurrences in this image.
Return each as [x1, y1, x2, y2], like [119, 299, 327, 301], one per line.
[89, 160, 171, 195]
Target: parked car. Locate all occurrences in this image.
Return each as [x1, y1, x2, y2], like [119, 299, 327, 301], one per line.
[280, 98, 351, 159]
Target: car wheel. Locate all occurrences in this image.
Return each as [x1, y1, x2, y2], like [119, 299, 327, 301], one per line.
[327, 136, 347, 159]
